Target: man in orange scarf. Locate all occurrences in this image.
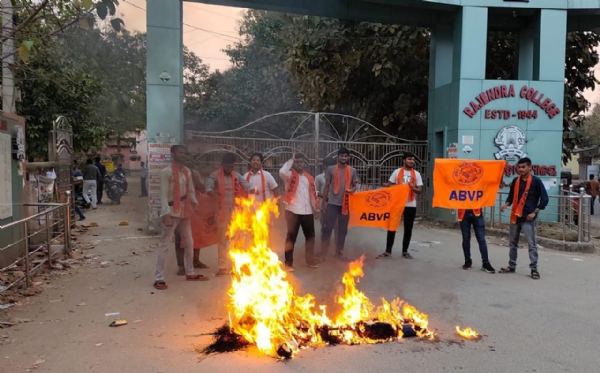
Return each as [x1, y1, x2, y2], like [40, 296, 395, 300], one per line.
[280, 153, 322, 271]
[174, 152, 210, 275]
[318, 147, 359, 261]
[243, 152, 279, 203]
[499, 157, 549, 280]
[376, 152, 422, 259]
[154, 145, 207, 290]
[206, 153, 254, 277]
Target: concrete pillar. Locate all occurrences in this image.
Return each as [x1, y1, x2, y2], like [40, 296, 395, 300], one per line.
[146, 0, 184, 143]
[533, 9, 567, 82]
[518, 27, 535, 80]
[452, 6, 488, 81]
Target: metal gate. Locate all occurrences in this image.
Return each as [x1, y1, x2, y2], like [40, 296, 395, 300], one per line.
[186, 112, 429, 215]
[50, 117, 74, 203]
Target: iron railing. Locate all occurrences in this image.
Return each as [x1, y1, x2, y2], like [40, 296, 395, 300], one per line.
[0, 192, 72, 292]
[489, 187, 591, 243]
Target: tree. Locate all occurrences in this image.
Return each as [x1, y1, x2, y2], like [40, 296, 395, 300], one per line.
[486, 31, 600, 163]
[1, 0, 124, 63]
[573, 104, 600, 148]
[185, 10, 303, 135]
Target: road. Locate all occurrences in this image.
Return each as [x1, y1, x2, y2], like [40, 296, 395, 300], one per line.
[1, 178, 599, 372]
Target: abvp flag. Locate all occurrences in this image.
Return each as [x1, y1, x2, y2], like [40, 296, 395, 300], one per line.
[349, 184, 410, 231]
[433, 159, 505, 209]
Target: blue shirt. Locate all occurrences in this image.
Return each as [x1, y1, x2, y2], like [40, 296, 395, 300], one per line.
[505, 175, 549, 222]
[95, 162, 107, 177]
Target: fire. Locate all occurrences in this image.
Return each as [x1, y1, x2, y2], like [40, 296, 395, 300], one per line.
[455, 326, 480, 340]
[225, 197, 434, 358]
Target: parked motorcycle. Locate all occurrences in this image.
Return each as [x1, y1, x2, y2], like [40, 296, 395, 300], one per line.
[105, 173, 126, 204]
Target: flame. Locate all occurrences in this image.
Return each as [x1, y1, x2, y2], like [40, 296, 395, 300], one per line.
[455, 326, 480, 340]
[226, 197, 434, 357]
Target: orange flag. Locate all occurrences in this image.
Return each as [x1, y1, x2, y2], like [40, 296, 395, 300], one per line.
[188, 192, 219, 249]
[349, 184, 410, 231]
[432, 159, 506, 209]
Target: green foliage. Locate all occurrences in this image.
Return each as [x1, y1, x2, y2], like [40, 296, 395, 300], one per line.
[573, 104, 600, 148]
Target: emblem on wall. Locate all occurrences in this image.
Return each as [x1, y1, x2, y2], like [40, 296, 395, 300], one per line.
[493, 125, 527, 161]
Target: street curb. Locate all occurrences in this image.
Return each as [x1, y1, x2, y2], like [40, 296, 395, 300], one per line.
[484, 228, 596, 253]
[418, 218, 596, 254]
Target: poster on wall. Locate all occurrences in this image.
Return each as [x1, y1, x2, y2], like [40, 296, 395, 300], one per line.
[148, 142, 174, 222]
[0, 132, 13, 220]
[37, 175, 55, 224]
[447, 143, 458, 159]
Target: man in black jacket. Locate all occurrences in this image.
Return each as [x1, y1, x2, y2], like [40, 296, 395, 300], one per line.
[499, 157, 549, 279]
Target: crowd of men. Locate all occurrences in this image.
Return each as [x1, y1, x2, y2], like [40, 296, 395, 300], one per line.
[152, 145, 550, 290]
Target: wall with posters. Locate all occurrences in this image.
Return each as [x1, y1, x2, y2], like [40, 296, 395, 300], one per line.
[0, 114, 26, 268]
[427, 8, 564, 223]
[147, 136, 176, 232]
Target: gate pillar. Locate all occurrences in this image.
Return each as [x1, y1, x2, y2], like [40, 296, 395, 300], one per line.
[146, 0, 184, 144]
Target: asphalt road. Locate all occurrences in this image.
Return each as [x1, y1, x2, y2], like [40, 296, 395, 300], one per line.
[1, 178, 599, 373]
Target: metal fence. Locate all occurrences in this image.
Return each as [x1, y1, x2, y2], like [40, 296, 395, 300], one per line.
[186, 112, 429, 215]
[0, 195, 72, 292]
[489, 187, 591, 243]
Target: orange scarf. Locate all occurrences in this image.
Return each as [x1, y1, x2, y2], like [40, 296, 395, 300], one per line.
[398, 168, 417, 202]
[457, 209, 481, 222]
[171, 162, 190, 215]
[333, 165, 352, 215]
[246, 169, 266, 201]
[510, 176, 532, 224]
[284, 169, 319, 212]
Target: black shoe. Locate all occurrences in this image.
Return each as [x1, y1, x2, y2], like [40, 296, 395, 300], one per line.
[335, 254, 351, 262]
[462, 259, 472, 270]
[481, 261, 495, 273]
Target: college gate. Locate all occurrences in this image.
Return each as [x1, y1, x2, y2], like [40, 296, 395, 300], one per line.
[185, 112, 429, 215]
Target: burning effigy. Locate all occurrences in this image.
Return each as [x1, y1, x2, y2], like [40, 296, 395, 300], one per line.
[200, 197, 477, 359]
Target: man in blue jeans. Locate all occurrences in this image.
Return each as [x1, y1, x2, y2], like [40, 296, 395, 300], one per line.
[458, 209, 495, 273]
[499, 157, 549, 280]
[318, 147, 359, 261]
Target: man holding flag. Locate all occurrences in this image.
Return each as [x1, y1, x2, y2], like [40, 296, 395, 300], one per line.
[499, 157, 548, 280]
[432, 158, 506, 273]
[376, 152, 423, 259]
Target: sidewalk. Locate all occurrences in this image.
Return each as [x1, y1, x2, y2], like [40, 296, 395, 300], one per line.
[1, 178, 600, 372]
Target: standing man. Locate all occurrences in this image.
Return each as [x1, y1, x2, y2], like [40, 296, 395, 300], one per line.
[279, 153, 322, 271]
[315, 157, 336, 235]
[206, 153, 255, 277]
[243, 152, 279, 203]
[72, 161, 86, 221]
[585, 174, 600, 215]
[376, 152, 423, 259]
[82, 159, 99, 210]
[319, 147, 359, 261]
[140, 161, 149, 197]
[499, 157, 549, 280]
[457, 209, 495, 273]
[154, 145, 207, 290]
[94, 157, 107, 204]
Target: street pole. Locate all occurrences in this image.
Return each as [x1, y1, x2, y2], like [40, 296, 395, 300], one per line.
[2, 0, 15, 113]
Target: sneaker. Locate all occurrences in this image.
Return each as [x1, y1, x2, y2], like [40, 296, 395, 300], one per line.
[306, 262, 319, 269]
[79, 217, 86, 221]
[462, 259, 472, 270]
[481, 261, 496, 274]
[284, 265, 295, 272]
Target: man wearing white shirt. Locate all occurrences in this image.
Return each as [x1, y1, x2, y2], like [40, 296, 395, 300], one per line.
[154, 145, 207, 290]
[279, 153, 322, 271]
[376, 152, 423, 260]
[243, 152, 279, 203]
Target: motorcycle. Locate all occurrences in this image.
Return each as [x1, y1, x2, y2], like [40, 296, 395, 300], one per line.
[105, 173, 126, 204]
